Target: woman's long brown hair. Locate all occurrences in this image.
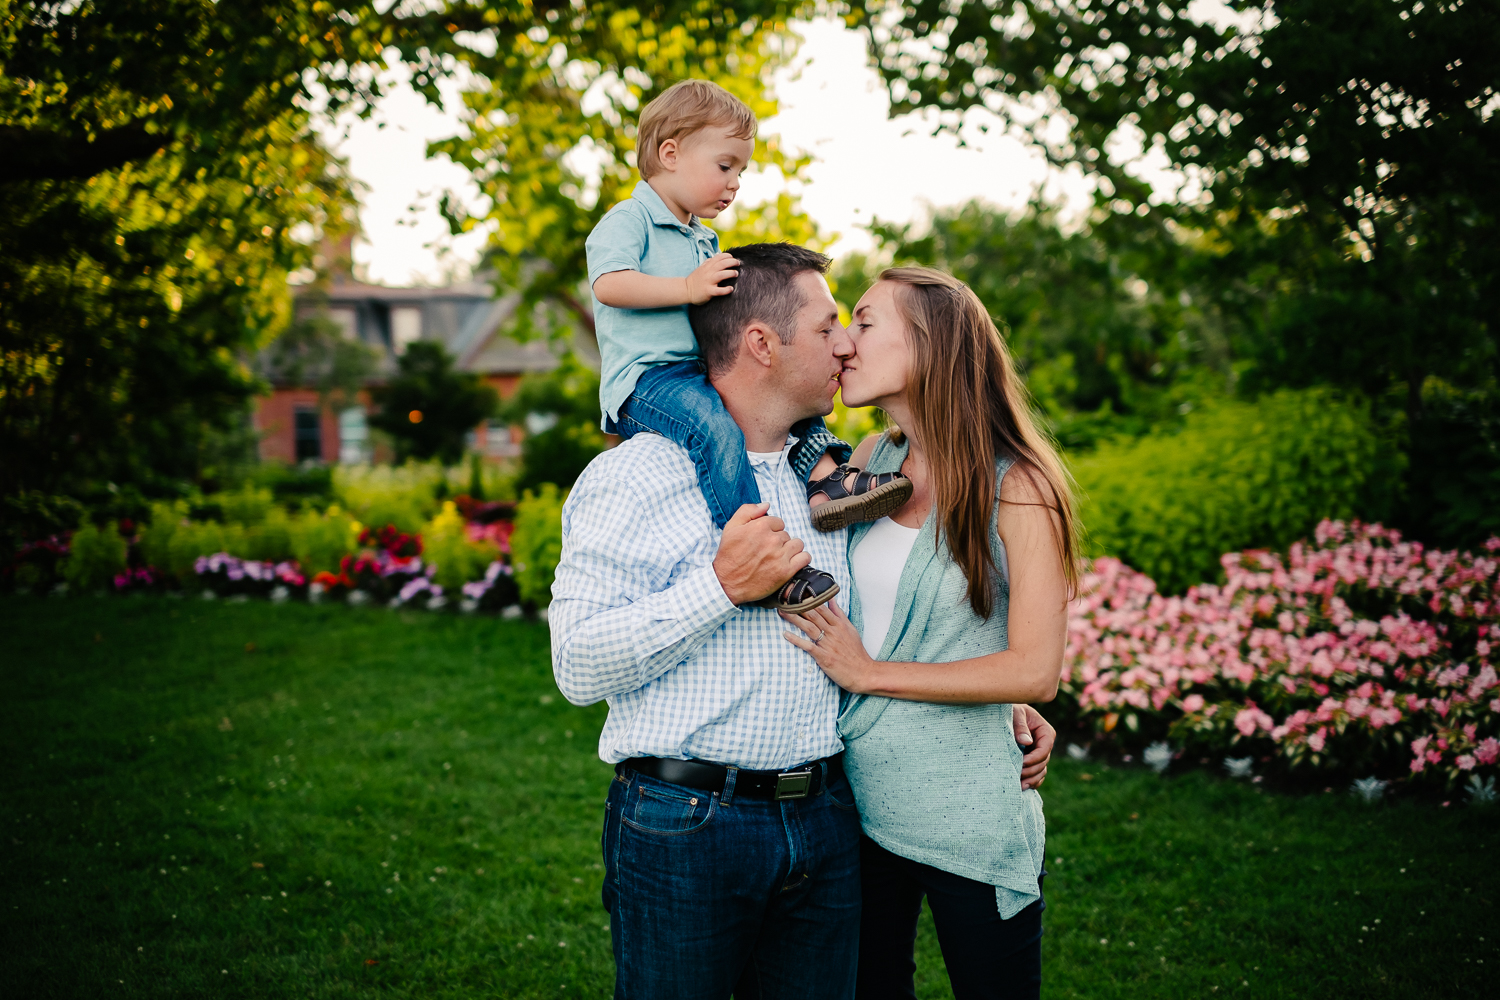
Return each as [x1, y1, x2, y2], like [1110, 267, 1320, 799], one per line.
[880, 266, 1081, 619]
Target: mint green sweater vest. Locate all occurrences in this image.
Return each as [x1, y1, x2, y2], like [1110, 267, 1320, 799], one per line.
[840, 433, 1045, 918]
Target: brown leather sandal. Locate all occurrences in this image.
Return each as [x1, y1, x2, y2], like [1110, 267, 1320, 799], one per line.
[807, 465, 914, 532]
[751, 565, 840, 614]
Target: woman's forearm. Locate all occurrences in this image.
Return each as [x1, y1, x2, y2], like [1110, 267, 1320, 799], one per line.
[861, 647, 1061, 705]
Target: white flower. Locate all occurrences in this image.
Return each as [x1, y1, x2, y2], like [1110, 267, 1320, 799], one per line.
[460, 598, 479, 614]
[1351, 776, 1389, 803]
[308, 582, 325, 603]
[1467, 774, 1497, 806]
[269, 586, 289, 604]
[347, 589, 370, 606]
[201, 589, 218, 601]
[1224, 757, 1254, 779]
[1144, 742, 1174, 774]
[1066, 744, 1090, 762]
[427, 595, 447, 611]
[501, 605, 523, 620]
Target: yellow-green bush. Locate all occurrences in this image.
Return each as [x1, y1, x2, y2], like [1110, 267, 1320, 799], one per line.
[511, 484, 565, 608]
[333, 463, 445, 533]
[1072, 388, 1398, 593]
[212, 485, 275, 526]
[63, 521, 128, 591]
[421, 501, 500, 591]
[288, 506, 360, 575]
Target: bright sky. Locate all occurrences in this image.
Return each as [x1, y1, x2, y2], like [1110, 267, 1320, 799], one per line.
[333, 18, 1102, 287]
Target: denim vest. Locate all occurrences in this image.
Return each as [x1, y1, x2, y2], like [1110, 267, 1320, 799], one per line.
[840, 433, 1045, 917]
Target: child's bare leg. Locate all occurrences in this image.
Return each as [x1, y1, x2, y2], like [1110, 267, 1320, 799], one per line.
[806, 452, 841, 508]
[805, 457, 914, 531]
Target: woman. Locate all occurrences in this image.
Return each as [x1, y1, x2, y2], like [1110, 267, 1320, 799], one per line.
[781, 266, 1080, 1000]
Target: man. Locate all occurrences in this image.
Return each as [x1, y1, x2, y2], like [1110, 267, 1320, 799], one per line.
[551, 244, 1052, 999]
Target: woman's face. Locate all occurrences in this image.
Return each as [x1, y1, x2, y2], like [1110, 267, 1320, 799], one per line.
[839, 280, 912, 409]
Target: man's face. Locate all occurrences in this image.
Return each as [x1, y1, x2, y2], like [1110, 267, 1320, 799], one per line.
[775, 271, 853, 420]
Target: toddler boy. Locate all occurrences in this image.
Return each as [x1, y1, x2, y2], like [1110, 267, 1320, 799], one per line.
[585, 79, 910, 612]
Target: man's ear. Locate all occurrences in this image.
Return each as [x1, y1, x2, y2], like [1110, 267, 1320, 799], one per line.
[740, 322, 778, 369]
[657, 137, 679, 172]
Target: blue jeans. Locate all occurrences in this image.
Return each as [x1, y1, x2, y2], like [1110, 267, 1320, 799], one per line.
[855, 836, 1045, 1000]
[601, 762, 863, 1000]
[614, 360, 851, 529]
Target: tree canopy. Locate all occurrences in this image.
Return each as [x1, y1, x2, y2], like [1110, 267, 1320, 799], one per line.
[841, 0, 1498, 415]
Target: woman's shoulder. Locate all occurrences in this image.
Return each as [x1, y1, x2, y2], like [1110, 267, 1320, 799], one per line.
[854, 429, 912, 469]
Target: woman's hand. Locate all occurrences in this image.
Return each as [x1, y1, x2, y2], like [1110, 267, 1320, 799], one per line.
[1013, 704, 1054, 789]
[779, 599, 881, 693]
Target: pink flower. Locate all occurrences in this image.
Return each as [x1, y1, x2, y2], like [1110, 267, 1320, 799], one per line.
[1456, 754, 1476, 771]
[1181, 694, 1205, 713]
[1410, 757, 1426, 773]
[1475, 737, 1500, 766]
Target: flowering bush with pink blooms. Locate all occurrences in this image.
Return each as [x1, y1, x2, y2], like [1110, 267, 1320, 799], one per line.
[1062, 520, 1500, 788]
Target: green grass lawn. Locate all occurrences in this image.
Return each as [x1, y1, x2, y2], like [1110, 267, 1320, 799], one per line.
[3, 596, 1496, 999]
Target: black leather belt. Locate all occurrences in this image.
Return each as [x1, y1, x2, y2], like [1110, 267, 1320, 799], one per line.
[619, 754, 843, 800]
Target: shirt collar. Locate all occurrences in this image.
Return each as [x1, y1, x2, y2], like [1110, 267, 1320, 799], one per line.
[631, 180, 711, 236]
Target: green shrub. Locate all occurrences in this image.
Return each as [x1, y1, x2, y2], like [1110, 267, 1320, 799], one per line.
[511, 484, 565, 609]
[241, 507, 295, 563]
[421, 502, 500, 591]
[212, 485, 275, 526]
[334, 463, 446, 533]
[1073, 388, 1398, 593]
[62, 522, 128, 591]
[288, 506, 359, 575]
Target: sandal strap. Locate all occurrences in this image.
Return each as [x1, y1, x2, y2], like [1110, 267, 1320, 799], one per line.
[778, 566, 837, 604]
[806, 465, 908, 503]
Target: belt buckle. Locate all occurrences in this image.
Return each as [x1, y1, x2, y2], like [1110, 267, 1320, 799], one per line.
[774, 767, 815, 800]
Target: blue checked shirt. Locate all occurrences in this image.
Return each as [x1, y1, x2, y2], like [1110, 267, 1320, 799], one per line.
[550, 433, 849, 770]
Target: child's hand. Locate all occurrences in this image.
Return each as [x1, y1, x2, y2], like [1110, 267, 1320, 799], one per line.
[684, 253, 739, 304]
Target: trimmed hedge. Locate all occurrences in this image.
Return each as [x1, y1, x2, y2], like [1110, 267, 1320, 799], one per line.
[1073, 388, 1397, 594]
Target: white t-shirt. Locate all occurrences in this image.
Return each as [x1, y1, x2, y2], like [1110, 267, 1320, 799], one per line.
[850, 516, 923, 657]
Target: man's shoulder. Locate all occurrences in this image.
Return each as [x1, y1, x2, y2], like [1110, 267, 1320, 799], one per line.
[572, 434, 698, 500]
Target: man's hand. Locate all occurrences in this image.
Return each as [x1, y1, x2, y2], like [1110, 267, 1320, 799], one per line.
[713, 503, 809, 605]
[1013, 704, 1055, 789]
[684, 252, 739, 304]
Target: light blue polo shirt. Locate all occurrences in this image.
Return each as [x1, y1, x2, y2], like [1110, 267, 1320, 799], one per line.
[586, 180, 720, 427]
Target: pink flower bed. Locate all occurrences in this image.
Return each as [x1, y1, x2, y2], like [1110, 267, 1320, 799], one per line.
[1063, 520, 1500, 785]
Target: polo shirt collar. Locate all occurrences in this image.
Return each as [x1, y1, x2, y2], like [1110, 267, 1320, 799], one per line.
[632, 180, 704, 233]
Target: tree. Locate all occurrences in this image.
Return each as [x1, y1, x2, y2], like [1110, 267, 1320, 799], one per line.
[369, 342, 498, 465]
[839, 0, 1498, 419]
[2, 0, 805, 500]
[861, 200, 1232, 448]
[499, 354, 607, 492]
[428, 2, 816, 344]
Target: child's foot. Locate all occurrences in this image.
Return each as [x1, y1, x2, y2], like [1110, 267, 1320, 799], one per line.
[751, 565, 839, 614]
[807, 465, 914, 532]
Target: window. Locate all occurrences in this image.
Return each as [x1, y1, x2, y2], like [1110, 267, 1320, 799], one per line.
[326, 308, 359, 341]
[294, 407, 322, 462]
[391, 306, 422, 354]
[339, 407, 370, 465]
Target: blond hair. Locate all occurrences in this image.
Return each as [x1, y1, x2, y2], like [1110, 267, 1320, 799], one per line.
[636, 80, 756, 179]
[881, 266, 1082, 618]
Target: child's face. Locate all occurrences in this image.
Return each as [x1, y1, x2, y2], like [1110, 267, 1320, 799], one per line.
[652, 125, 754, 219]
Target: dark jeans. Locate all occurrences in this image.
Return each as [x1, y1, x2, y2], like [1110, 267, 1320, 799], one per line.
[856, 836, 1045, 1000]
[615, 360, 850, 528]
[601, 762, 863, 1000]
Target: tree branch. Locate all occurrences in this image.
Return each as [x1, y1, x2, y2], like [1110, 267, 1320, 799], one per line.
[0, 124, 170, 183]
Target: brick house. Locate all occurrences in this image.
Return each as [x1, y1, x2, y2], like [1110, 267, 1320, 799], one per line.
[254, 273, 585, 465]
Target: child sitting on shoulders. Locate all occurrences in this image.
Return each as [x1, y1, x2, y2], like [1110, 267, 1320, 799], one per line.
[585, 79, 911, 613]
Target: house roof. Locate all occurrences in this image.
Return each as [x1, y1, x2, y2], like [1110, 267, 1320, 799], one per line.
[287, 272, 591, 382]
